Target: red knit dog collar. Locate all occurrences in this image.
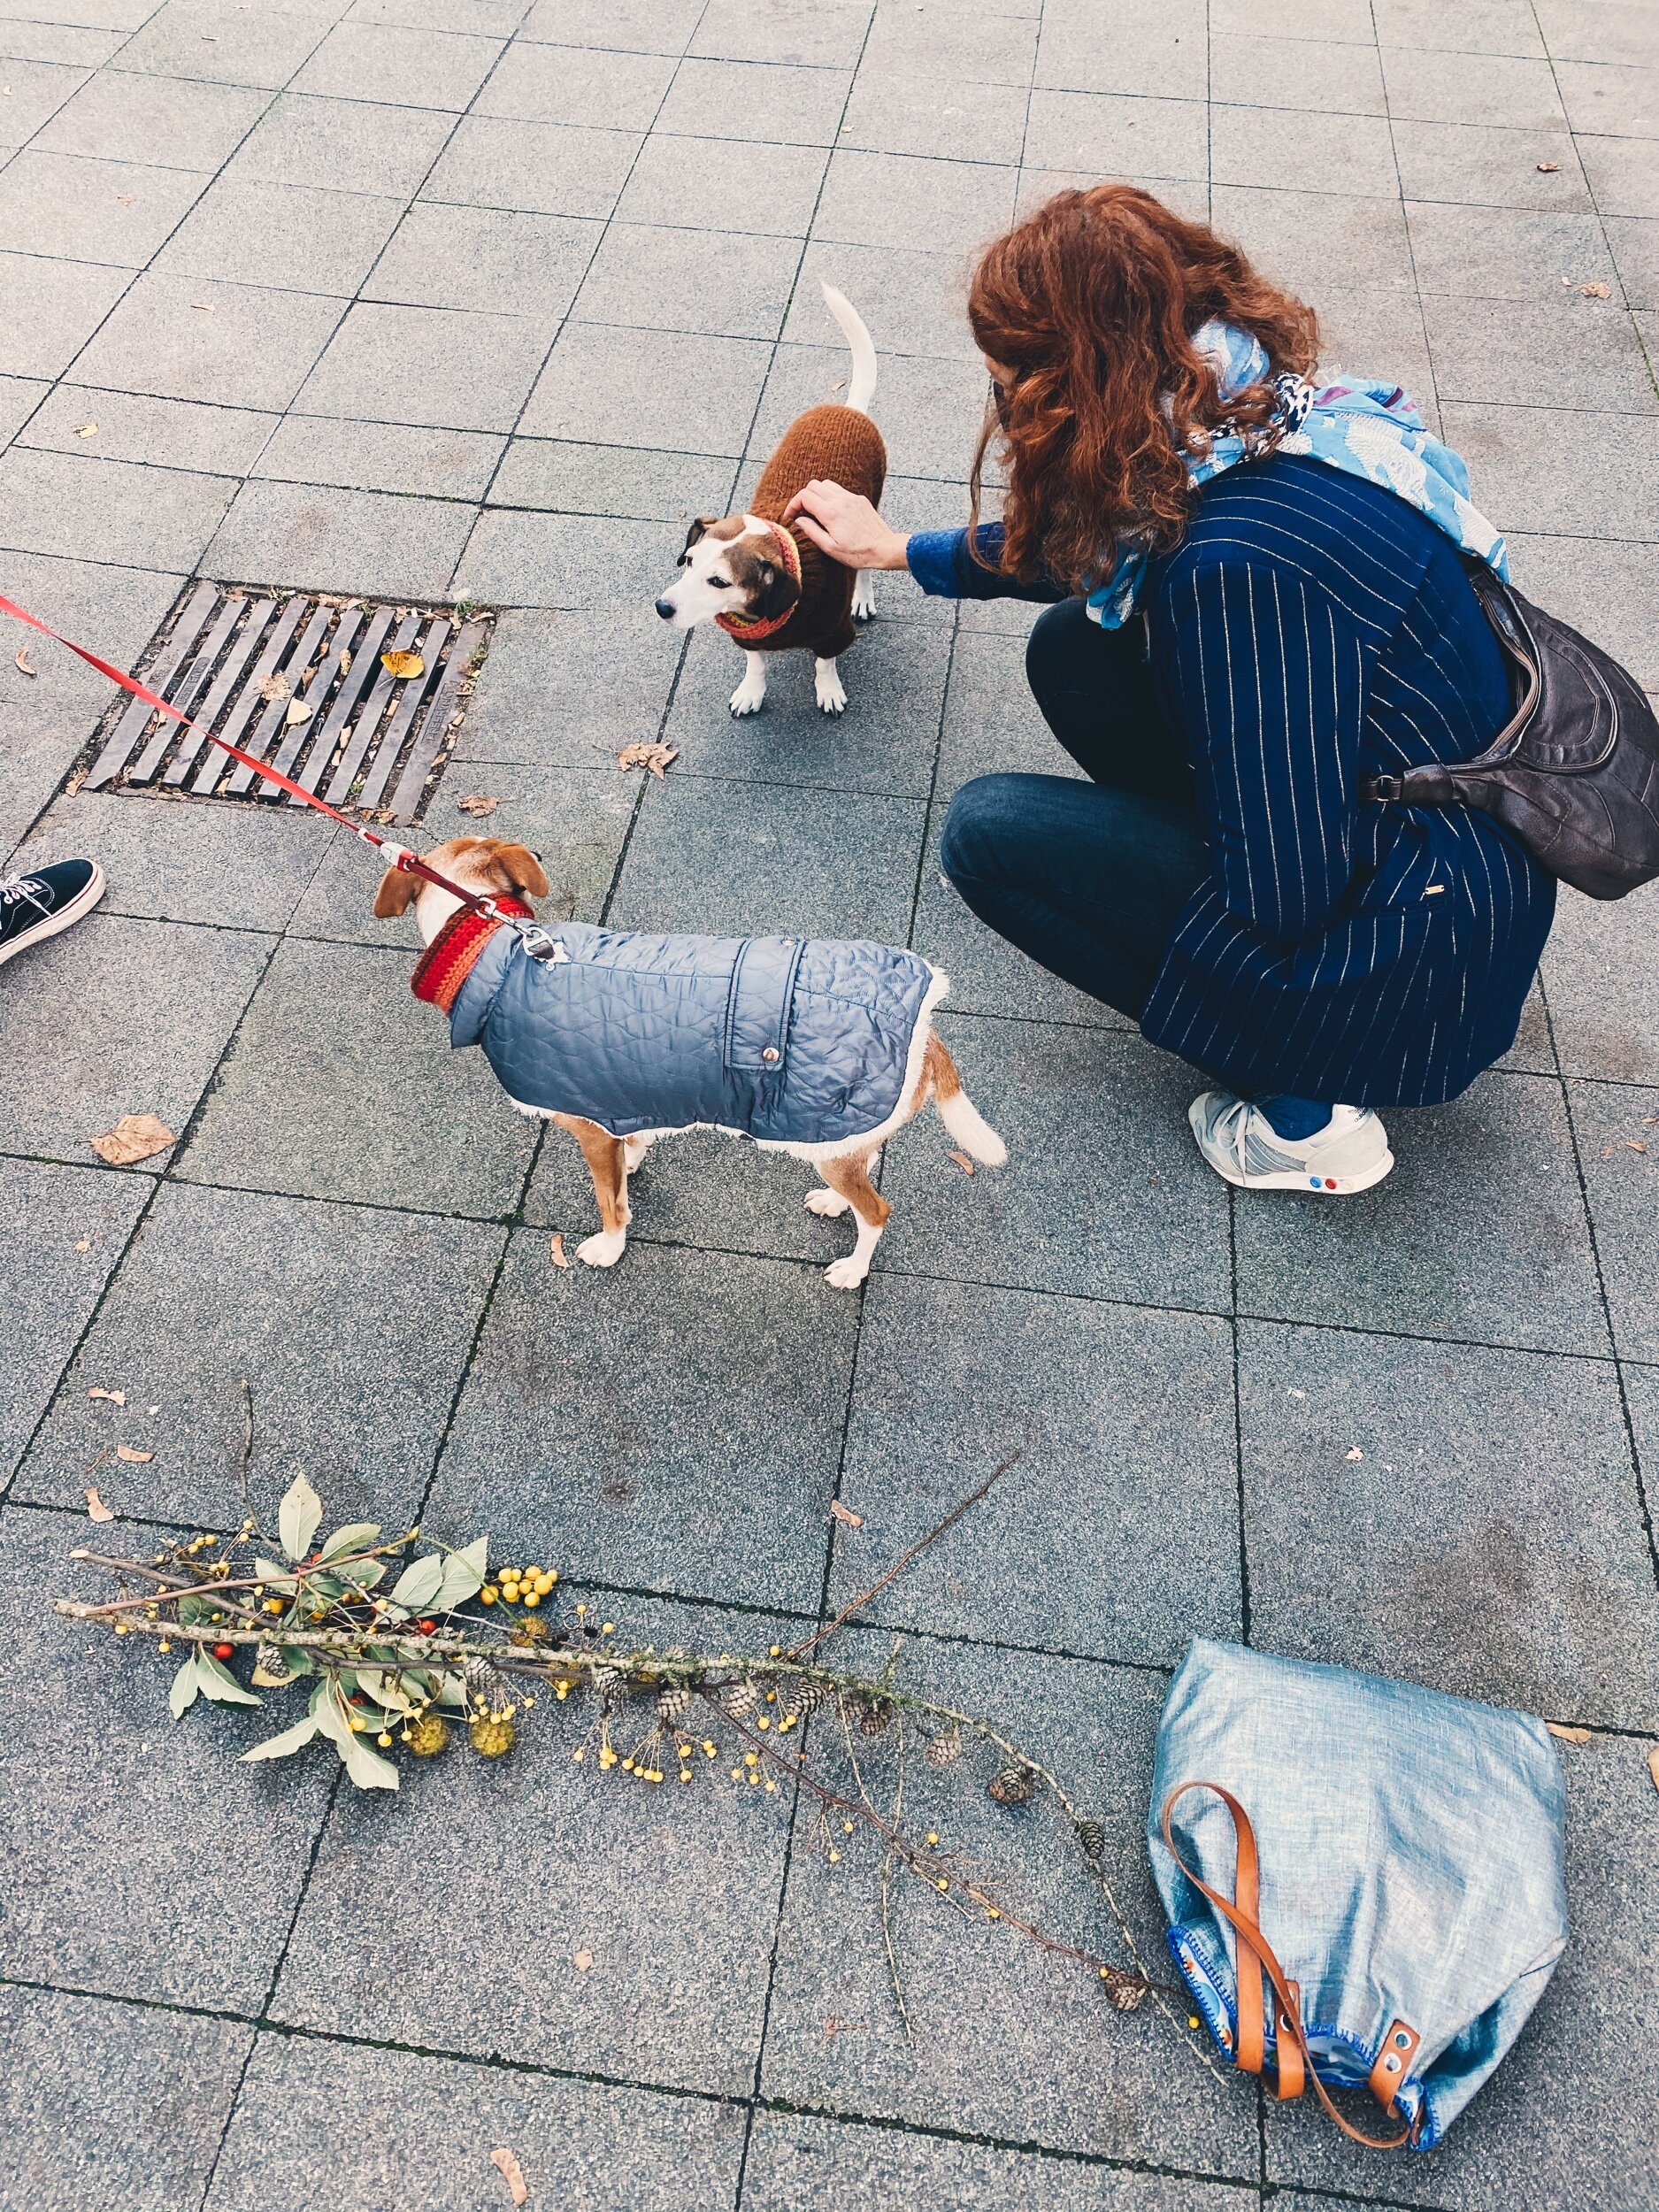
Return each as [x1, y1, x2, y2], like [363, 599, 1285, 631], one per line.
[412, 896, 533, 1015]
[715, 519, 803, 643]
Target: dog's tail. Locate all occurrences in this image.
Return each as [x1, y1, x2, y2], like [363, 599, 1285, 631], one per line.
[926, 1034, 1008, 1166]
[821, 280, 877, 416]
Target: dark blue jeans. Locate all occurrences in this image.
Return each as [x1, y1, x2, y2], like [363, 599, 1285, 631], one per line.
[940, 598, 1208, 1023]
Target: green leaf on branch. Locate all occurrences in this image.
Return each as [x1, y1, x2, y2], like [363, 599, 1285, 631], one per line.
[195, 1651, 263, 1706]
[241, 1714, 320, 1763]
[319, 1520, 381, 1562]
[357, 1666, 416, 1715]
[387, 1554, 445, 1612]
[279, 1474, 323, 1563]
[434, 1534, 489, 1610]
[254, 1558, 299, 1591]
[168, 1655, 202, 1717]
[341, 1736, 399, 1792]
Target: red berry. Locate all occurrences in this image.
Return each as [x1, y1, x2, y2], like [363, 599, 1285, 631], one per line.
[417, 1618, 438, 1636]
[212, 1642, 234, 1661]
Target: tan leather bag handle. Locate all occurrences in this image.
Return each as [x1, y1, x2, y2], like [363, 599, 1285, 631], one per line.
[1160, 1780, 1419, 2150]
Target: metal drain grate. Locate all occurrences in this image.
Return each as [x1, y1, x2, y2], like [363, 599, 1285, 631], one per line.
[83, 583, 494, 823]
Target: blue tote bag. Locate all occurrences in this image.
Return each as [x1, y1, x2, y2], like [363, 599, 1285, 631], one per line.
[1148, 1640, 1568, 2149]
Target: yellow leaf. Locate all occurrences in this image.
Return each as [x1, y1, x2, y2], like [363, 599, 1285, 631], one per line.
[115, 1444, 154, 1463]
[88, 1386, 127, 1405]
[946, 1148, 975, 1176]
[85, 1487, 116, 1523]
[381, 649, 424, 680]
[549, 1233, 569, 1270]
[284, 696, 312, 726]
[1650, 1745, 1659, 1796]
[1536, 160, 1561, 173]
[489, 2147, 530, 2206]
[190, 300, 216, 312]
[14, 646, 35, 677]
[1546, 1723, 1592, 1743]
[90, 1112, 175, 1166]
[73, 421, 97, 437]
[830, 1500, 864, 1528]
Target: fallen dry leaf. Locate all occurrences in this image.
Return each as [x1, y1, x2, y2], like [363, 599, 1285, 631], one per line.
[88, 1386, 126, 1406]
[830, 1500, 864, 1528]
[549, 1232, 569, 1269]
[339, 649, 352, 676]
[617, 741, 678, 779]
[572, 1947, 593, 1970]
[90, 1112, 174, 1166]
[1546, 1723, 1593, 1744]
[73, 421, 97, 437]
[73, 1238, 91, 1252]
[946, 1148, 976, 1175]
[283, 696, 312, 726]
[1345, 1446, 1364, 1462]
[115, 1444, 154, 1463]
[456, 792, 501, 818]
[257, 672, 291, 702]
[1625, 1139, 1647, 1154]
[190, 301, 215, 312]
[85, 1488, 115, 1523]
[1579, 280, 1612, 299]
[116, 193, 135, 205]
[1650, 1745, 1659, 1796]
[1602, 1145, 1616, 1158]
[1536, 160, 1561, 173]
[14, 646, 36, 677]
[381, 649, 424, 680]
[488, 2147, 529, 2207]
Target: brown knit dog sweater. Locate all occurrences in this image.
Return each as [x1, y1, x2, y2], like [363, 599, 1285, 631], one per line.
[741, 403, 887, 661]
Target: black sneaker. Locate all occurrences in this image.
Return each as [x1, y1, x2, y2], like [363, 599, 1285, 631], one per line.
[0, 858, 105, 967]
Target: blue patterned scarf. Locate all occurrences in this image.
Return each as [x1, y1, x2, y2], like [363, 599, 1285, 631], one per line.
[1084, 320, 1508, 628]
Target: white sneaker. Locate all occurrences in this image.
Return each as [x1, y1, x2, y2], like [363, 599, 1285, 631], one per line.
[1188, 1092, 1394, 1194]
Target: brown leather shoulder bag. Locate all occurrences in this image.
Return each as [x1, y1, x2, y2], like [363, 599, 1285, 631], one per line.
[1365, 560, 1659, 899]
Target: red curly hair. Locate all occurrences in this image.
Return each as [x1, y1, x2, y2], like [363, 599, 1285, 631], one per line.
[967, 184, 1320, 590]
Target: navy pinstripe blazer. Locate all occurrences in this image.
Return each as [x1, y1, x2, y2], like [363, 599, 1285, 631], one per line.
[911, 456, 1555, 1108]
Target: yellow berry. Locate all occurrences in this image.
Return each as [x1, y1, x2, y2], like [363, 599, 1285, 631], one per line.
[157, 1639, 172, 1654]
[621, 1758, 634, 1771]
[548, 1571, 559, 1585]
[576, 1602, 587, 1616]
[731, 1768, 742, 1780]
[926, 1832, 939, 1846]
[936, 1878, 949, 1892]
[828, 1848, 841, 1863]
[263, 1599, 283, 1615]
[987, 1909, 1001, 1922]
[378, 1732, 393, 1747]
[1188, 2015, 1200, 2031]
[680, 1772, 693, 1785]
[522, 1591, 541, 1609]
[702, 1740, 717, 1756]
[841, 1821, 854, 1833]
[764, 1689, 776, 1701]
[571, 1748, 585, 1763]
[764, 1779, 777, 1793]
[757, 1717, 770, 1730]
[534, 1573, 554, 1594]
[480, 1587, 497, 1605]
[601, 1623, 614, 1635]
[744, 1753, 758, 1765]
[747, 1771, 760, 1786]
[768, 1645, 780, 1657]
[113, 1624, 130, 1636]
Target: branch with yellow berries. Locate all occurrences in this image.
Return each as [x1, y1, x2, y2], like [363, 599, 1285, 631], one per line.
[55, 1471, 1220, 2074]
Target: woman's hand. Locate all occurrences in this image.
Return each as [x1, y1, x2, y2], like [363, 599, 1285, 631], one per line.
[783, 480, 911, 572]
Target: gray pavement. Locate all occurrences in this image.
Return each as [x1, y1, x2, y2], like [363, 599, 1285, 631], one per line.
[2, 0, 1657, 2206]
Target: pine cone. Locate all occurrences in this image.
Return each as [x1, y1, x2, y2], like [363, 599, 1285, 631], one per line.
[407, 1712, 449, 1757]
[461, 1655, 514, 1718]
[250, 1640, 294, 1686]
[987, 1762, 1034, 1805]
[785, 1682, 827, 1722]
[657, 1683, 692, 1725]
[1099, 1968, 1148, 2013]
[856, 1696, 894, 1737]
[469, 1714, 515, 1758]
[590, 1661, 626, 1712]
[721, 1678, 759, 1720]
[924, 1728, 962, 1768]
[1074, 1816, 1106, 1863]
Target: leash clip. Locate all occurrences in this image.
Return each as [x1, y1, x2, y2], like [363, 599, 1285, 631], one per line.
[503, 915, 568, 964]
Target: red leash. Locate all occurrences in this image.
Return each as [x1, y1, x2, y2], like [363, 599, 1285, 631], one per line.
[0, 593, 565, 962]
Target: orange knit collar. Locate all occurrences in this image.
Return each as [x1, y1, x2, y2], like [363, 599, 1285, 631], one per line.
[715, 519, 803, 642]
[411, 896, 533, 1016]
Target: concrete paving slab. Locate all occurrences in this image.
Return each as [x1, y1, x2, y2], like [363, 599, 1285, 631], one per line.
[446, 603, 682, 769]
[1507, 534, 1659, 690]
[155, 174, 405, 297]
[1536, 0, 1654, 66]
[13, 1180, 504, 1528]
[1265, 1717, 1659, 2209]
[749, 342, 989, 485]
[1212, 0, 1371, 35]
[426, 1233, 857, 1611]
[1235, 1070, 1608, 1356]
[1423, 292, 1658, 414]
[1240, 1320, 1659, 1731]
[294, 301, 556, 434]
[204, 480, 478, 600]
[1383, 45, 1568, 129]
[572, 219, 802, 342]
[615, 130, 827, 238]
[1211, 185, 1414, 300]
[290, 18, 504, 108]
[250, 413, 503, 498]
[270, 1589, 806, 2091]
[420, 113, 642, 219]
[0, 446, 237, 569]
[1212, 32, 1386, 115]
[176, 936, 540, 1215]
[1025, 90, 1210, 184]
[1405, 200, 1618, 304]
[785, 237, 979, 365]
[17, 384, 274, 472]
[1, 1985, 253, 2212]
[489, 435, 735, 521]
[933, 626, 1079, 799]
[1374, 0, 1546, 53]
[875, 1015, 1233, 1313]
[1568, 1080, 1659, 1364]
[0, 19, 126, 66]
[657, 58, 853, 149]
[70, 269, 344, 411]
[659, 612, 949, 800]
[610, 772, 925, 942]
[205, 2033, 748, 2212]
[1541, 879, 1659, 1087]
[478, 37, 673, 127]
[761, 1630, 1256, 2174]
[1604, 216, 1659, 311]
[1555, 58, 1658, 142]
[363, 200, 602, 317]
[0, 1155, 150, 1484]
[1577, 131, 1659, 219]
[0, 53, 88, 143]
[116, 0, 335, 89]
[520, 0, 702, 52]
[225, 89, 455, 196]
[1211, 104, 1398, 196]
[0, 910, 272, 1167]
[811, 147, 1018, 257]
[1391, 118, 1594, 211]
[0, 250, 131, 380]
[865, 0, 1033, 88]
[1441, 399, 1659, 539]
[0, 1501, 338, 2008]
[33, 65, 266, 165]
[691, 0, 871, 71]
[0, 148, 211, 265]
[1035, 0, 1206, 101]
[840, 70, 1028, 168]
[453, 507, 683, 608]
[0, 373, 48, 445]
[518, 321, 772, 453]
[833, 1277, 1240, 1663]
[352, 0, 522, 28]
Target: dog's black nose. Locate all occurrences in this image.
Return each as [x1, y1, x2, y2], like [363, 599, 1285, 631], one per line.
[654, 597, 676, 620]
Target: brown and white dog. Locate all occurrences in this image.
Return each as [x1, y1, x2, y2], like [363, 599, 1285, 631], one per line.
[374, 836, 1007, 1288]
[653, 284, 885, 718]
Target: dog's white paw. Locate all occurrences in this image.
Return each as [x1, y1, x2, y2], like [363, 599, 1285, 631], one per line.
[815, 663, 848, 715]
[804, 1187, 852, 1217]
[576, 1228, 627, 1268]
[825, 1252, 872, 1290]
[730, 675, 766, 717]
[851, 573, 876, 622]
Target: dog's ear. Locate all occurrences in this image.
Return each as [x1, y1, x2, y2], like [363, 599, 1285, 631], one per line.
[373, 864, 419, 918]
[757, 557, 801, 625]
[480, 840, 550, 901]
[681, 516, 718, 561]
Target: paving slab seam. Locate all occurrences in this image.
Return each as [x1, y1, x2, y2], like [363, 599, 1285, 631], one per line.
[1531, 0, 1659, 410]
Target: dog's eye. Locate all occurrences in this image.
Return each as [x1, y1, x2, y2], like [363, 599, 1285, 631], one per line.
[711, 575, 733, 589]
